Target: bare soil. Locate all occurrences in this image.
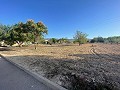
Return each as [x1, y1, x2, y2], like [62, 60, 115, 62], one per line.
[0, 43, 120, 90]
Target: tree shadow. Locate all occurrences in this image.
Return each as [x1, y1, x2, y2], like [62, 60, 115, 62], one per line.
[0, 47, 14, 51]
[40, 44, 79, 47]
[4, 54, 120, 90]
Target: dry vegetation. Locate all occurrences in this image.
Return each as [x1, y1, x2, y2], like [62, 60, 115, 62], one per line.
[0, 43, 120, 90]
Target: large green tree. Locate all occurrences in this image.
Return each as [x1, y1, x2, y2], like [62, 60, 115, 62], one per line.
[74, 31, 88, 45]
[4, 20, 48, 48]
[7, 22, 29, 46]
[26, 20, 48, 49]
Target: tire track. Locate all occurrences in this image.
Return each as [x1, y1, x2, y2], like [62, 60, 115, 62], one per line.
[88, 48, 102, 59]
[91, 47, 120, 61]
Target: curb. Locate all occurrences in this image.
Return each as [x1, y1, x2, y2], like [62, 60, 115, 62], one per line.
[0, 54, 67, 90]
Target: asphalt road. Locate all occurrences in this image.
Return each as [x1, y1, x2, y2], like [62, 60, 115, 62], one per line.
[0, 56, 52, 90]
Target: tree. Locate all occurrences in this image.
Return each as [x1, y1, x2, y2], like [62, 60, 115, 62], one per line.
[0, 24, 12, 41]
[4, 30, 15, 46]
[0, 20, 48, 47]
[107, 36, 120, 43]
[90, 39, 96, 43]
[8, 22, 29, 47]
[90, 37, 104, 43]
[5, 20, 48, 48]
[0, 30, 4, 41]
[26, 20, 48, 49]
[97, 37, 104, 43]
[57, 38, 70, 44]
[73, 31, 88, 45]
[49, 38, 58, 44]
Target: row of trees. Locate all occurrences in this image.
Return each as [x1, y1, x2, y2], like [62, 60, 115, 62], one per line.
[47, 38, 71, 44]
[2, 19, 119, 47]
[0, 21, 89, 46]
[90, 37, 104, 43]
[1, 20, 120, 47]
[46, 31, 88, 45]
[90, 36, 120, 43]
[48, 35, 120, 45]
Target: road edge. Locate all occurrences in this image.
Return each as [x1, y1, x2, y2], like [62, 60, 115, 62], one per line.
[0, 54, 67, 90]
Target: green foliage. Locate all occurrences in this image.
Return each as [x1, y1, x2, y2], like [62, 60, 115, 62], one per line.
[26, 20, 48, 43]
[90, 36, 120, 43]
[0, 24, 11, 32]
[58, 38, 70, 44]
[74, 31, 88, 45]
[90, 37, 104, 43]
[0, 24, 12, 41]
[49, 38, 58, 44]
[0, 30, 4, 40]
[5, 23, 29, 46]
[0, 20, 48, 47]
[25, 20, 48, 49]
[107, 36, 120, 43]
[4, 30, 15, 46]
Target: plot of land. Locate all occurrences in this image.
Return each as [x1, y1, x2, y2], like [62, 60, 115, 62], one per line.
[0, 43, 120, 89]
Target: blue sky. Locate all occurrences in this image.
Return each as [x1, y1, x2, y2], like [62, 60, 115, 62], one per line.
[0, 0, 120, 39]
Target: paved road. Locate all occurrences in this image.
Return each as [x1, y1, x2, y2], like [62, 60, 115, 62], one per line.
[0, 57, 52, 90]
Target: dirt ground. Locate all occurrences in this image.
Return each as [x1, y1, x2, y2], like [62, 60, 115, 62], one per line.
[0, 43, 120, 89]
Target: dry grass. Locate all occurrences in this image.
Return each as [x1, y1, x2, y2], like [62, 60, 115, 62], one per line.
[0, 43, 120, 89]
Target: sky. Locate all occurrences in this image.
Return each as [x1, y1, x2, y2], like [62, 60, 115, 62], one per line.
[0, 0, 120, 39]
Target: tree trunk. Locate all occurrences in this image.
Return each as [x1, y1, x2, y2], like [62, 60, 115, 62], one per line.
[18, 42, 23, 47]
[34, 33, 38, 49]
[17, 41, 23, 47]
[34, 44, 37, 49]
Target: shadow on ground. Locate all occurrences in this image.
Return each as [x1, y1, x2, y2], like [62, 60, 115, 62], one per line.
[4, 53, 120, 90]
[0, 47, 14, 51]
[70, 53, 120, 62]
